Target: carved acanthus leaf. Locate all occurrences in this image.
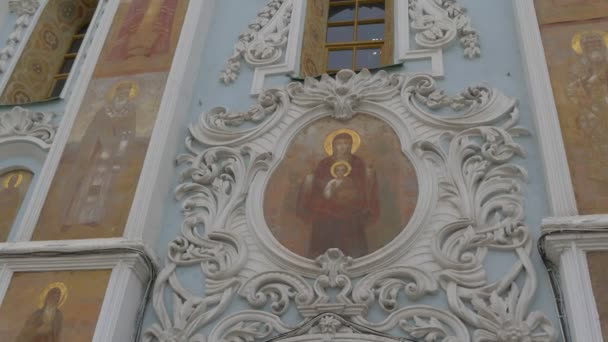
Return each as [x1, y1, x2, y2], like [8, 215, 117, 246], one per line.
[1, 1, 41, 73]
[403, 74, 523, 131]
[0, 106, 56, 148]
[287, 69, 402, 120]
[145, 69, 557, 342]
[220, 0, 293, 84]
[409, 0, 480, 58]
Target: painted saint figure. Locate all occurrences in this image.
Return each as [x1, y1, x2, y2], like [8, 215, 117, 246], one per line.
[15, 283, 67, 342]
[567, 31, 608, 181]
[297, 130, 379, 258]
[0, 170, 32, 241]
[63, 80, 139, 227]
[108, 0, 180, 60]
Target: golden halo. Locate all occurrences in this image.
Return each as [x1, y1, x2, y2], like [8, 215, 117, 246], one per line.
[323, 129, 361, 156]
[38, 282, 68, 309]
[571, 30, 608, 55]
[330, 160, 352, 178]
[107, 80, 140, 101]
[2, 171, 23, 188]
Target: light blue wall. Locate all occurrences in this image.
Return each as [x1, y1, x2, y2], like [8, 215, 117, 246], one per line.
[142, 0, 563, 338]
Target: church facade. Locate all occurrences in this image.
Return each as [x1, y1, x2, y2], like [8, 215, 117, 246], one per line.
[0, 0, 605, 341]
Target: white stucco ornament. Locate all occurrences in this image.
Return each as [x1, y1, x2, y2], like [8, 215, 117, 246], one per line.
[144, 70, 556, 342]
[220, 0, 481, 88]
[0, 106, 56, 149]
[0, 0, 41, 74]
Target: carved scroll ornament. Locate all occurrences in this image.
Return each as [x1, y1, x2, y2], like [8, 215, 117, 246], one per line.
[144, 69, 557, 342]
[0, 106, 56, 149]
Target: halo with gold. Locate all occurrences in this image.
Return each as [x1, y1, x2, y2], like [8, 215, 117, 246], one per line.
[38, 282, 68, 309]
[2, 171, 24, 188]
[330, 160, 353, 178]
[571, 30, 608, 55]
[323, 129, 361, 156]
[107, 80, 140, 101]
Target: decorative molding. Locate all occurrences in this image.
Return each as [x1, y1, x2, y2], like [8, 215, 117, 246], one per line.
[511, 0, 577, 216]
[223, 0, 481, 94]
[220, 0, 292, 85]
[408, 0, 480, 59]
[144, 69, 557, 341]
[0, 0, 43, 77]
[0, 106, 56, 150]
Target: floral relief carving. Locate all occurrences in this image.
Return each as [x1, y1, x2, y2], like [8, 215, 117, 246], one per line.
[144, 69, 557, 342]
[408, 0, 481, 58]
[220, 0, 293, 84]
[0, 106, 56, 149]
[0, 0, 41, 74]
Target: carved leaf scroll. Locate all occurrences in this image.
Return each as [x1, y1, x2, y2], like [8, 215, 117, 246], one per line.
[145, 69, 557, 342]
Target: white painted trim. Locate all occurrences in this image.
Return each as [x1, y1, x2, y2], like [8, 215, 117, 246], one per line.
[0, 0, 49, 95]
[560, 245, 603, 342]
[511, 0, 577, 216]
[250, 0, 306, 95]
[124, 0, 216, 244]
[59, 0, 109, 100]
[394, 0, 444, 77]
[0, 254, 148, 342]
[541, 216, 608, 342]
[14, 0, 120, 241]
[249, 0, 444, 95]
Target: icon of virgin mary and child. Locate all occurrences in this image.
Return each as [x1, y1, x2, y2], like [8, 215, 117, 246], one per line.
[296, 129, 379, 258]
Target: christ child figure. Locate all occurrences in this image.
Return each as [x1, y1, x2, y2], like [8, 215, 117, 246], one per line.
[323, 161, 357, 204]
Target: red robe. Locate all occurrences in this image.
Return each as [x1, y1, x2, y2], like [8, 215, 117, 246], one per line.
[297, 154, 379, 258]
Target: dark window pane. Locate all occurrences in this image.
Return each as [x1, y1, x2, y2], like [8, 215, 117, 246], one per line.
[68, 38, 83, 54]
[328, 49, 353, 70]
[59, 57, 76, 74]
[77, 24, 89, 35]
[327, 25, 354, 43]
[358, 3, 385, 20]
[357, 23, 384, 41]
[49, 78, 67, 98]
[356, 48, 381, 69]
[328, 5, 355, 22]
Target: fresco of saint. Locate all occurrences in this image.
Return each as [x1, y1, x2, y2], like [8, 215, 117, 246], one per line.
[296, 129, 379, 258]
[14, 283, 67, 342]
[0, 170, 33, 241]
[108, 0, 180, 61]
[567, 31, 608, 181]
[63, 80, 139, 227]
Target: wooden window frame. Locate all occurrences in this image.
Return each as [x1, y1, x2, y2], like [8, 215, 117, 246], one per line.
[300, 0, 394, 77]
[48, 24, 89, 99]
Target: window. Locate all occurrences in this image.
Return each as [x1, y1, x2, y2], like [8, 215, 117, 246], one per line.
[0, 0, 99, 105]
[300, 0, 394, 77]
[49, 23, 89, 99]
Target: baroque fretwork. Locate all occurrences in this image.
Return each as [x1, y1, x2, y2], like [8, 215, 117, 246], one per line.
[143, 69, 556, 342]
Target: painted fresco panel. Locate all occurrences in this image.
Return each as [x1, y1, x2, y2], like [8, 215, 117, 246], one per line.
[0, 269, 111, 341]
[264, 114, 418, 259]
[33, 0, 188, 240]
[534, 0, 608, 25]
[539, 18, 608, 213]
[0, 170, 33, 241]
[0, 0, 97, 104]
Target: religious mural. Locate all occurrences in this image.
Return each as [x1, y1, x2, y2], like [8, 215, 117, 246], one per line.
[0, 0, 98, 105]
[0, 170, 33, 241]
[0, 270, 111, 341]
[264, 114, 418, 258]
[538, 14, 608, 213]
[33, 0, 188, 240]
[534, 0, 608, 25]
